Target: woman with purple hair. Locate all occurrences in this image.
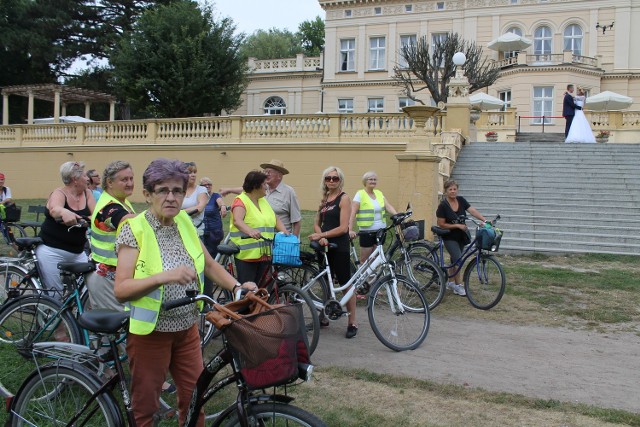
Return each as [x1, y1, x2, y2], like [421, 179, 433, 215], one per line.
[114, 158, 257, 427]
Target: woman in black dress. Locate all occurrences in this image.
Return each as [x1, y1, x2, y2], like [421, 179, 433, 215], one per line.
[308, 166, 357, 338]
[436, 179, 486, 296]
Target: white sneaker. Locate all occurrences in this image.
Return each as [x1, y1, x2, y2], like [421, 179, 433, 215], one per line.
[446, 282, 466, 296]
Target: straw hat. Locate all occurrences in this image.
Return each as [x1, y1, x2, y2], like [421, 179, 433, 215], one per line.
[259, 159, 289, 175]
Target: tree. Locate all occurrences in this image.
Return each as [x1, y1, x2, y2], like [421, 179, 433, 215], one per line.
[111, 0, 248, 118]
[298, 16, 324, 57]
[239, 28, 302, 60]
[393, 33, 500, 105]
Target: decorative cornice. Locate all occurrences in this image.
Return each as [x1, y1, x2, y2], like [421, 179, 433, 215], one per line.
[249, 72, 323, 83]
[499, 64, 604, 78]
[322, 79, 398, 88]
[601, 73, 640, 80]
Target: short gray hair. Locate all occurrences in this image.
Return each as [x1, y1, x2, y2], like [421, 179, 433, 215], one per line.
[361, 171, 377, 186]
[102, 160, 132, 190]
[60, 161, 85, 185]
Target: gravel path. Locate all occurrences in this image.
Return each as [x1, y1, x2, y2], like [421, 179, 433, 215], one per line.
[311, 315, 640, 413]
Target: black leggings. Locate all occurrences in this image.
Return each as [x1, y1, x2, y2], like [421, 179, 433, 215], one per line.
[443, 239, 465, 265]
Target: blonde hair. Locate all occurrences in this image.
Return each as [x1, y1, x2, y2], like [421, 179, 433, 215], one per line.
[320, 166, 345, 200]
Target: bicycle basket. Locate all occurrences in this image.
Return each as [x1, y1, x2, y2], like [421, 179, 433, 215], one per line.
[476, 227, 503, 252]
[0, 203, 21, 222]
[272, 233, 302, 266]
[401, 221, 420, 242]
[223, 303, 310, 390]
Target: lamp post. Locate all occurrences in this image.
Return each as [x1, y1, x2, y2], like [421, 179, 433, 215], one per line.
[445, 52, 472, 142]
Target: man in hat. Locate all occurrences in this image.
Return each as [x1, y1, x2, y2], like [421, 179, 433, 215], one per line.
[220, 159, 301, 236]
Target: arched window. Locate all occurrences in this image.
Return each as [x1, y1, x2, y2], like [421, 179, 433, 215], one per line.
[533, 26, 552, 57]
[564, 24, 583, 55]
[504, 27, 523, 59]
[263, 96, 286, 115]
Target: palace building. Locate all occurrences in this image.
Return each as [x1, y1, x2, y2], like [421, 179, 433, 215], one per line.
[237, 0, 639, 133]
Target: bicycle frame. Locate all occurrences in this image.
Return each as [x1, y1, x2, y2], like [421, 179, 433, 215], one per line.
[433, 237, 480, 279]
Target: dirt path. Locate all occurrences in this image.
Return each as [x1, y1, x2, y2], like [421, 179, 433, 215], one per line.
[311, 315, 640, 414]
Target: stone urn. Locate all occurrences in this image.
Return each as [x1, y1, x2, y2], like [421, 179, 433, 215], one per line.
[469, 108, 481, 124]
[402, 105, 441, 131]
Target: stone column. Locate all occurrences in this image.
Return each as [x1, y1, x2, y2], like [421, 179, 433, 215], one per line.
[445, 67, 471, 142]
[84, 102, 91, 120]
[27, 91, 34, 125]
[109, 102, 116, 121]
[396, 105, 442, 238]
[54, 90, 61, 123]
[2, 94, 8, 125]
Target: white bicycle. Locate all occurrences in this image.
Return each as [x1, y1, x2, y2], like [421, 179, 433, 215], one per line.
[302, 215, 430, 352]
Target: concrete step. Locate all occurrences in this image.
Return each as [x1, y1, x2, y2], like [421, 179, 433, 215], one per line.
[493, 215, 640, 227]
[473, 205, 640, 218]
[491, 221, 639, 235]
[496, 237, 640, 256]
[455, 187, 640, 200]
[461, 193, 640, 207]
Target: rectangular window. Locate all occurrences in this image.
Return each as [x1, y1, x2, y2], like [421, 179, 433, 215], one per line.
[369, 37, 386, 70]
[510, 0, 518, 3]
[340, 39, 356, 71]
[432, 33, 448, 66]
[345, 10, 352, 17]
[405, 4, 413, 12]
[398, 97, 415, 111]
[398, 34, 417, 68]
[436, 2, 445, 10]
[374, 6, 382, 15]
[498, 90, 512, 111]
[532, 86, 553, 124]
[338, 99, 354, 113]
[368, 98, 384, 113]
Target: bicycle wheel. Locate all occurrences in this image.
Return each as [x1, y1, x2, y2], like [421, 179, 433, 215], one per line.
[463, 254, 506, 310]
[9, 362, 122, 427]
[0, 264, 39, 303]
[218, 402, 326, 427]
[281, 264, 329, 304]
[0, 295, 82, 395]
[368, 274, 430, 352]
[401, 254, 446, 310]
[269, 284, 320, 355]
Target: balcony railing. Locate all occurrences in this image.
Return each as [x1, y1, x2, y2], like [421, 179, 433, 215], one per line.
[494, 51, 600, 69]
[0, 113, 440, 146]
[248, 54, 322, 74]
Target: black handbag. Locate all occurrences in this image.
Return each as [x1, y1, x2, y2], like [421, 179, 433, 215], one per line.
[2, 203, 21, 222]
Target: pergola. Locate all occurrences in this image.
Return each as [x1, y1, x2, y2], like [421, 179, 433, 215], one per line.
[1, 84, 117, 125]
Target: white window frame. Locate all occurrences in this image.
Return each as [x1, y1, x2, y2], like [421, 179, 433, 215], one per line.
[504, 27, 523, 59]
[398, 97, 415, 111]
[340, 38, 356, 71]
[436, 2, 445, 10]
[374, 6, 382, 15]
[405, 4, 413, 12]
[398, 34, 417, 68]
[498, 90, 512, 111]
[563, 24, 583, 55]
[345, 10, 352, 17]
[338, 99, 354, 113]
[532, 86, 553, 124]
[368, 98, 384, 113]
[534, 26, 552, 57]
[369, 36, 386, 70]
[263, 96, 286, 115]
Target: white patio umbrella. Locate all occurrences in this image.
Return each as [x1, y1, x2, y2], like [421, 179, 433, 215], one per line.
[487, 33, 532, 52]
[469, 92, 505, 110]
[585, 91, 633, 111]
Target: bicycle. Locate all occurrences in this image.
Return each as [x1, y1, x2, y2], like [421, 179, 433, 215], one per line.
[429, 215, 506, 310]
[300, 213, 431, 352]
[0, 209, 28, 252]
[0, 237, 45, 303]
[216, 236, 320, 354]
[7, 292, 326, 427]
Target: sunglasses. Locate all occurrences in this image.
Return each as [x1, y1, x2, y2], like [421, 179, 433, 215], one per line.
[324, 176, 340, 183]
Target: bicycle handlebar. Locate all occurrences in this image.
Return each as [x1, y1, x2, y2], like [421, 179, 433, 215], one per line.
[161, 289, 217, 311]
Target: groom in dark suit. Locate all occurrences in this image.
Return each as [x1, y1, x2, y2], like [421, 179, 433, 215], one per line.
[563, 84, 576, 137]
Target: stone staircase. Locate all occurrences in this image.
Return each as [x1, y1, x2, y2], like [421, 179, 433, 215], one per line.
[450, 142, 640, 255]
[515, 132, 565, 143]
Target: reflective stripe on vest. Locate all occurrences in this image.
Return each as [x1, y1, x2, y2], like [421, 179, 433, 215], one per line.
[229, 193, 276, 260]
[355, 189, 386, 228]
[123, 210, 204, 335]
[90, 192, 135, 266]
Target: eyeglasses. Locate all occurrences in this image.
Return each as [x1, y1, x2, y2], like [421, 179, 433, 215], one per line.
[324, 176, 340, 183]
[90, 175, 99, 179]
[153, 187, 186, 197]
[184, 162, 196, 167]
[201, 183, 212, 187]
[367, 178, 377, 182]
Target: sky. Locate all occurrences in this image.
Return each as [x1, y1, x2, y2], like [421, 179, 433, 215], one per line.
[213, 0, 325, 35]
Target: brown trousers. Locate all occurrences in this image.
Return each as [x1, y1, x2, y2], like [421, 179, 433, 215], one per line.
[127, 324, 205, 427]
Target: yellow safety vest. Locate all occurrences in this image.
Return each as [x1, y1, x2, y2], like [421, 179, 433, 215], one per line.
[229, 193, 276, 260]
[122, 211, 204, 335]
[90, 192, 135, 266]
[355, 189, 386, 228]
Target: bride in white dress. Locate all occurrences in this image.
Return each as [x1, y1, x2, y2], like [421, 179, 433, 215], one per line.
[566, 89, 596, 143]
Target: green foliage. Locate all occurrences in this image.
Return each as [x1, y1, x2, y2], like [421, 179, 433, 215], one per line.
[239, 28, 303, 60]
[111, 1, 248, 118]
[298, 16, 325, 57]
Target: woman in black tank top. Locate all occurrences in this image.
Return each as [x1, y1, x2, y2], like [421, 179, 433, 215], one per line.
[36, 161, 96, 295]
[308, 166, 358, 339]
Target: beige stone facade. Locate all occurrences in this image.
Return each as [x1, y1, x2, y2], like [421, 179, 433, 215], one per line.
[241, 0, 639, 134]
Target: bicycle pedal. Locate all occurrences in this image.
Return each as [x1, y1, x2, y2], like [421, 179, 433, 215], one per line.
[154, 407, 177, 420]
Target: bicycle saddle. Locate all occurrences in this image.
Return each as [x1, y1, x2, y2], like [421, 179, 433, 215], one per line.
[430, 226, 451, 236]
[309, 240, 338, 252]
[217, 243, 240, 256]
[78, 309, 130, 334]
[57, 261, 95, 274]
[14, 237, 43, 250]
